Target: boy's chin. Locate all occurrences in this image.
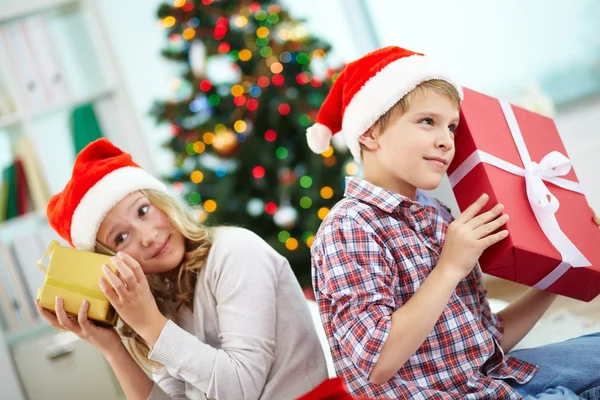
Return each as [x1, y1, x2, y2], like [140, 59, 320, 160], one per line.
[416, 176, 444, 191]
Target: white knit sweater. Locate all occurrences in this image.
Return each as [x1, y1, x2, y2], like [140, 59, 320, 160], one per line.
[147, 227, 328, 400]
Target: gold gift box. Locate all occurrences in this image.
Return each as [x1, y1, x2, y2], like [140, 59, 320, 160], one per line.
[37, 241, 119, 326]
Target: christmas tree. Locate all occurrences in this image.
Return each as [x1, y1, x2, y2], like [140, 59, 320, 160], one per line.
[152, 0, 356, 286]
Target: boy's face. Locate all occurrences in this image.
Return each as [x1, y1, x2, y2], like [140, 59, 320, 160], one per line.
[359, 88, 460, 198]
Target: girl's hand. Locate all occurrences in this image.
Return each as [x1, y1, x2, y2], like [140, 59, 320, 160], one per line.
[593, 208, 600, 229]
[36, 298, 122, 355]
[100, 252, 168, 346]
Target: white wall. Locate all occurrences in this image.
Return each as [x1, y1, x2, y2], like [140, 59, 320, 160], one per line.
[96, 0, 599, 213]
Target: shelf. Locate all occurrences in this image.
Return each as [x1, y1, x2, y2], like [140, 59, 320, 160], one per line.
[5, 320, 55, 348]
[0, 112, 22, 129]
[0, 0, 79, 23]
[31, 86, 116, 119]
[0, 211, 46, 243]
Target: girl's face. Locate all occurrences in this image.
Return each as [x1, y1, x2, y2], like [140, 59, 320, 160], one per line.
[97, 192, 186, 274]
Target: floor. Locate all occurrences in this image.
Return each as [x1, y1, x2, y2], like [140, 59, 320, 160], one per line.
[484, 276, 600, 350]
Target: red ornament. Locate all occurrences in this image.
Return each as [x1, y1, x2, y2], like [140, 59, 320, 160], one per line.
[278, 103, 291, 115]
[234, 95, 246, 106]
[265, 202, 278, 215]
[247, 99, 259, 111]
[199, 80, 212, 91]
[257, 76, 270, 88]
[218, 42, 231, 53]
[310, 77, 323, 87]
[248, 2, 261, 13]
[182, 2, 194, 11]
[272, 74, 284, 86]
[252, 166, 265, 179]
[296, 73, 309, 85]
[264, 129, 277, 142]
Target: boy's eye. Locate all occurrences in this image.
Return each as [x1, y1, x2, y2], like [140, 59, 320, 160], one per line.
[420, 118, 434, 125]
[448, 124, 457, 133]
[138, 205, 149, 217]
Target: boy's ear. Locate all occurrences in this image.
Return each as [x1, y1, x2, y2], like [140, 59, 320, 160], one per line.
[358, 124, 380, 151]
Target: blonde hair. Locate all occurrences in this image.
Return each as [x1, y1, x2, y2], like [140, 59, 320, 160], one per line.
[376, 79, 462, 132]
[95, 189, 212, 371]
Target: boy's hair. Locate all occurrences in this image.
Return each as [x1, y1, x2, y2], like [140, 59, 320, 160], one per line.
[95, 189, 213, 371]
[373, 79, 461, 135]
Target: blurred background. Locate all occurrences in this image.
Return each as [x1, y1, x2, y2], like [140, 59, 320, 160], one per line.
[0, 0, 599, 398]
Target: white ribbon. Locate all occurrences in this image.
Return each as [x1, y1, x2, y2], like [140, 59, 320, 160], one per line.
[448, 100, 591, 290]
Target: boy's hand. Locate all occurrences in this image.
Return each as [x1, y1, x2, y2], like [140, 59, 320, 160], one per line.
[592, 208, 600, 229]
[438, 194, 509, 280]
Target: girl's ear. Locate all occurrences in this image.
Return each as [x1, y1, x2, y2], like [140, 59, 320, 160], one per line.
[358, 124, 381, 151]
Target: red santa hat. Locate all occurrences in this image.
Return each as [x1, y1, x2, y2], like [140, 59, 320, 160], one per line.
[296, 377, 376, 400]
[47, 138, 167, 251]
[306, 46, 463, 161]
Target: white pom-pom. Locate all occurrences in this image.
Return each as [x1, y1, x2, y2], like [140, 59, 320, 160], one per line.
[306, 123, 333, 154]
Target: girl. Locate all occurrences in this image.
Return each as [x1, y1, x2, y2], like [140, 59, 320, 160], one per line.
[37, 138, 328, 400]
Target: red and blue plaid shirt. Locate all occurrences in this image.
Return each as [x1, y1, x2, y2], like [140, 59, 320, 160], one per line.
[311, 177, 537, 399]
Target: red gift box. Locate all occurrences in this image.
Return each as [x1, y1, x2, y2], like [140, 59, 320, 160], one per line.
[447, 88, 600, 301]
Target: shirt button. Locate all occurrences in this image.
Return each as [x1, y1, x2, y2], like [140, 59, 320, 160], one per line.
[410, 205, 419, 212]
[420, 220, 429, 229]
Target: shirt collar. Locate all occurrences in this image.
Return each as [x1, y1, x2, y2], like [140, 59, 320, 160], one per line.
[344, 176, 413, 214]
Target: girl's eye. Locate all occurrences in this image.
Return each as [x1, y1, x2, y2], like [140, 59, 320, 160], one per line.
[448, 124, 457, 133]
[421, 118, 434, 125]
[138, 205, 149, 217]
[115, 233, 128, 245]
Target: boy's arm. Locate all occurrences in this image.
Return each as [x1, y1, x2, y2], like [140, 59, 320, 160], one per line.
[317, 218, 463, 385]
[496, 209, 600, 352]
[497, 289, 557, 352]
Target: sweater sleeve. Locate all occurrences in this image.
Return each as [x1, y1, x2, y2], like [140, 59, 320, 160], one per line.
[148, 228, 279, 400]
[147, 370, 188, 400]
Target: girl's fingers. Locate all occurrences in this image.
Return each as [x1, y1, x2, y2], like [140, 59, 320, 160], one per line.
[36, 299, 61, 328]
[117, 252, 145, 284]
[99, 276, 120, 304]
[77, 300, 93, 332]
[102, 265, 128, 299]
[54, 297, 79, 332]
[110, 256, 137, 289]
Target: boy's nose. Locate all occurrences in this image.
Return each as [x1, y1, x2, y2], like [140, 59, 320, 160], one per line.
[436, 132, 454, 151]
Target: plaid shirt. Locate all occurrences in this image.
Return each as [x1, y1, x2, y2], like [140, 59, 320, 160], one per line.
[311, 177, 538, 399]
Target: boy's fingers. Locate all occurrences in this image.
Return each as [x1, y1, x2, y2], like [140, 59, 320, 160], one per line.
[469, 204, 505, 229]
[474, 214, 509, 239]
[482, 230, 509, 248]
[456, 194, 489, 223]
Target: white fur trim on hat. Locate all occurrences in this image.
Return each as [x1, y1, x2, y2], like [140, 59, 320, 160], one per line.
[306, 123, 333, 154]
[343, 54, 463, 161]
[70, 166, 168, 251]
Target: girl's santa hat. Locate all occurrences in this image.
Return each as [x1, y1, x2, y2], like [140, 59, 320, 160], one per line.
[306, 46, 463, 161]
[47, 138, 167, 251]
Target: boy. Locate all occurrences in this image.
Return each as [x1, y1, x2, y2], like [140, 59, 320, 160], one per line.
[307, 46, 600, 399]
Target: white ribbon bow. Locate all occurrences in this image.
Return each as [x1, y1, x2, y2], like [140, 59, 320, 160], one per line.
[448, 100, 590, 290]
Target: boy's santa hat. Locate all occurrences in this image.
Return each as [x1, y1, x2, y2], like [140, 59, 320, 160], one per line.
[47, 138, 167, 251]
[306, 46, 463, 161]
